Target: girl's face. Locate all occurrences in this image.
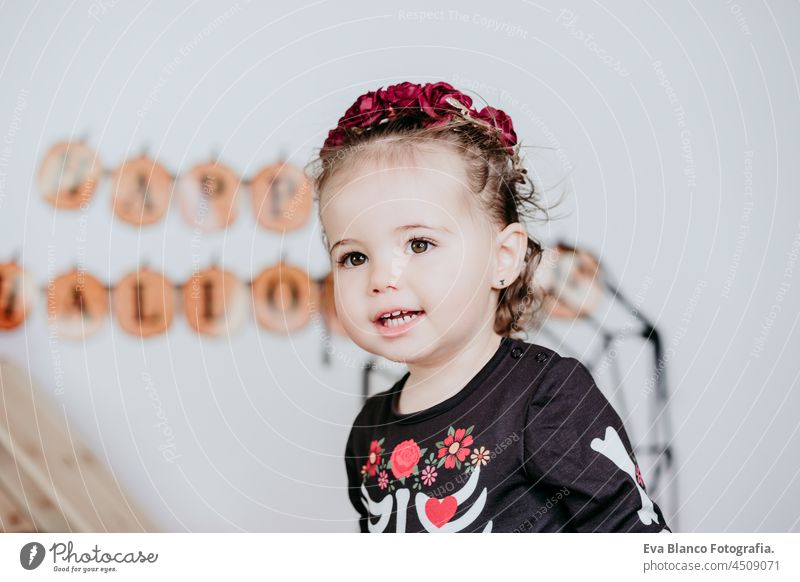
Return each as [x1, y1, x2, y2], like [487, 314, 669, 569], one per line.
[319, 146, 502, 365]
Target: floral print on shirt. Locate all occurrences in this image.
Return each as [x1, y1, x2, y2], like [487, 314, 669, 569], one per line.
[360, 425, 490, 493]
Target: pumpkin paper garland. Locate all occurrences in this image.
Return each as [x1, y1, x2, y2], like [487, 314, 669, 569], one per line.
[250, 162, 312, 231]
[182, 266, 247, 336]
[112, 268, 175, 337]
[46, 269, 108, 339]
[26, 141, 336, 336]
[111, 155, 173, 226]
[38, 141, 102, 209]
[0, 261, 337, 338]
[38, 141, 315, 231]
[251, 261, 318, 333]
[0, 262, 37, 330]
[176, 160, 241, 231]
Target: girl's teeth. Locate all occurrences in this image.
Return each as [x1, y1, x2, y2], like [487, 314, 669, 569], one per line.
[383, 312, 419, 327]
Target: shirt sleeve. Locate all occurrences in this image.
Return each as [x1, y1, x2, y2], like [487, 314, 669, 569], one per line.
[344, 418, 369, 533]
[523, 356, 672, 533]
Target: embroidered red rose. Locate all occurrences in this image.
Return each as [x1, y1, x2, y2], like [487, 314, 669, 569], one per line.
[437, 427, 473, 469]
[364, 439, 382, 477]
[389, 438, 421, 479]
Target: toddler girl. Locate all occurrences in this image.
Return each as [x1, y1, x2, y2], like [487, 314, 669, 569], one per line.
[310, 81, 671, 533]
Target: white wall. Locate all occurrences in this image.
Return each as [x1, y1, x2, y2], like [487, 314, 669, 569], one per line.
[0, 0, 797, 532]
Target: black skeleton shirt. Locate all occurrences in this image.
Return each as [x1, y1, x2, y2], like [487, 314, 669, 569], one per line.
[344, 336, 672, 533]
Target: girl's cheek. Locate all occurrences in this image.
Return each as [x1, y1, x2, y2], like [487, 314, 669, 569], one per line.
[432, 254, 463, 280]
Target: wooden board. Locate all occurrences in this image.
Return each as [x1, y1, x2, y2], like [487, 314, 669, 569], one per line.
[0, 358, 159, 532]
[0, 481, 35, 532]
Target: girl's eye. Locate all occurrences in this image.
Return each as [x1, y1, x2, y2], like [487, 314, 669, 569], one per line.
[337, 252, 367, 268]
[408, 237, 436, 254]
[335, 238, 435, 269]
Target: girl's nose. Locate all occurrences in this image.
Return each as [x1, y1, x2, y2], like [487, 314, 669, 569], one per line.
[369, 262, 398, 294]
[369, 249, 409, 294]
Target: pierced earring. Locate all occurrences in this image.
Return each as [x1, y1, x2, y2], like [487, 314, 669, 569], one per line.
[499, 279, 505, 287]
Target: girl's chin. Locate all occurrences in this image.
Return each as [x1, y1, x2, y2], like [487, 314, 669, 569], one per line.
[369, 339, 441, 364]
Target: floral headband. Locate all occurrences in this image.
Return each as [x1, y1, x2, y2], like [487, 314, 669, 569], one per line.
[322, 81, 519, 156]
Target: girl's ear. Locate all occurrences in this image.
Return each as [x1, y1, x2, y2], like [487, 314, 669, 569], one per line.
[493, 222, 528, 289]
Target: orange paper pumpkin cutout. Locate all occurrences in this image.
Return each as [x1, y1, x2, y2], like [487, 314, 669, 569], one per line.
[319, 271, 346, 336]
[111, 156, 172, 226]
[0, 262, 37, 330]
[250, 162, 312, 231]
[38, 141, 102, 209]
[251, 262, 317, 333]
[47, 269, 108, 339]
[536, 243, 603, 320]
[176, 161, 240, 231]
[112, 268, 175, 337]
[183, 266, 247, 336]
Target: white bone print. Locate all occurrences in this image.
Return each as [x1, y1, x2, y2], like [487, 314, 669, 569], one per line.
[414, 465, 492, 532]
[395, 488, 410, 532]
[360, 466, 492, 532]
[360, 482, 392, 533]
[590, 426, 659, 526]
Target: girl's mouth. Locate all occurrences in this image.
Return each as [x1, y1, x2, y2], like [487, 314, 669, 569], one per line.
[375, 310, 425, 337]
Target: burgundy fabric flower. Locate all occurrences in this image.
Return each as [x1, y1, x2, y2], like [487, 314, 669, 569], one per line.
[378, 81, 421, 109]
[322, 81, 518, 154]
[338, 90, 387, 128]
[417, 81, 473, 120]
[476, 106, 517, 151]
[324, 126, 347, 148]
